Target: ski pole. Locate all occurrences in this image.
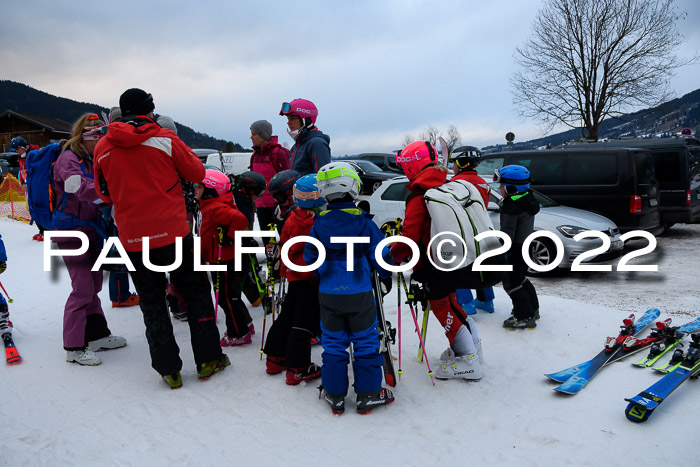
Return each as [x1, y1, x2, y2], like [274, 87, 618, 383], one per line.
[399, 273, 434, 385]
[214, 228, 224, 322]
[0, 281, 13, 303]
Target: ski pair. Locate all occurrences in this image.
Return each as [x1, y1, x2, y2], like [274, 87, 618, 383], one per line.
[545, 308, 661, 395]
[259, 225, 285, 360]
[631, 316, 700, 369]
[624, 333, 700, 423]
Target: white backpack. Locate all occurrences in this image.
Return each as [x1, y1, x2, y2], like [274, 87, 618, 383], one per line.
[424, 179, 500, 270]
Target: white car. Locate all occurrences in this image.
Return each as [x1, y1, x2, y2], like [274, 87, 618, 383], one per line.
[366, 177, 625, 270]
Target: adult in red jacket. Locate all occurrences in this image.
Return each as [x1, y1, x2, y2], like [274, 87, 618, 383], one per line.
[249, 120, 289, 235]
[391, 141, 504, 381]
[94, 88, 227, 387]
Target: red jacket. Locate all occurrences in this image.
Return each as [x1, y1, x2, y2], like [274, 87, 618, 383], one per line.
[391, 165, 448, 270]
[279, 207, 316, 282]
[249, 136, 290, 209]
[94, 118, 204, 252]
[198, 192, 250, 264]
[452, 170, 491, 205]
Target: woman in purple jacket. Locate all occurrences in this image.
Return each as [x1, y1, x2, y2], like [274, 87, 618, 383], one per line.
[249, 120, 289, 236]
[53, 113, 126, 366]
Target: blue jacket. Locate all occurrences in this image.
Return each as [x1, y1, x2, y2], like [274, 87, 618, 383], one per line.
[304, 202, 390, 295]
[289, 128, 331, 176]
[0, 234, 6, 262]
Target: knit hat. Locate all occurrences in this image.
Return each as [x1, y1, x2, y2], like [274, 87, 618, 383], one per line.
[157, 115, 178, 134]
[119, 88, 155, 116]
[109, 106, 122, 123]
[250, 120, 272, 141]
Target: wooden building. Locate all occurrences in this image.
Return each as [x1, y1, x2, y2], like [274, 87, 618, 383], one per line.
[0, 110, 72, 151]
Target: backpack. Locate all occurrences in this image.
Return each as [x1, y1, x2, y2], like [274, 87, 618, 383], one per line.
[424, 179, 501, 270]
[25, 143, 107, 238]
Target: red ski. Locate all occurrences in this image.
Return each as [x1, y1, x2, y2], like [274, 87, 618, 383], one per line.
[3, 334, 21, 364]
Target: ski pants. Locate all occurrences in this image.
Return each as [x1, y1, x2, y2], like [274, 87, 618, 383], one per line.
[58, 239, 111, 350]
[264, 280, 320, 369]
[503, 246, 539, 320]
[127, 235, 222, 376]
[319, 291, 383, 396]
[216, 260, 252, 339]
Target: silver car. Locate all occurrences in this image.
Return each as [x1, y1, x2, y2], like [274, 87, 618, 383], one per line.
[366, 177, 625, 271]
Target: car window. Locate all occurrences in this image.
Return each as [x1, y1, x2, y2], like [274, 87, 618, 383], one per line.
[633, 151, 655, 184]
[652, 151, 681, 183]
[366, 156, 385, 167]
[353, 160, 383, 173]
[510, 155, 566, 185]
[477, 157, 505, 177]
[381, 182, 410, 201]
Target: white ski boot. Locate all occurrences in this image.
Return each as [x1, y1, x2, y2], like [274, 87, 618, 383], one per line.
[66, 348, 102, 366]
[88, 335, 127, 351]
[436, 348, 482, 381]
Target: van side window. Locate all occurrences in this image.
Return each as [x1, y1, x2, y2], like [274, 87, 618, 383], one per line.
[652, 151, 681, 183]
[510, 155, 564, 185]
[633, 151, 655, 184]
[689, 148, 700, 187]
[565, 153, 618, 185]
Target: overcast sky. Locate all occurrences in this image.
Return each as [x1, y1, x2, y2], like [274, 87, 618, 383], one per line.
[2, 0, 698, 155]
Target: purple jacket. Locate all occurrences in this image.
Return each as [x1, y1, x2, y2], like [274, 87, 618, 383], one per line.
[52, 149, 104, 243]
[249, 136, 290, 208]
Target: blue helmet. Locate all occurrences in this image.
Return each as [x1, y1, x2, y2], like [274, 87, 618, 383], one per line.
[293, 174, 325, 209]
[8, 136, 28, 152]
[494, 165, 531, 193]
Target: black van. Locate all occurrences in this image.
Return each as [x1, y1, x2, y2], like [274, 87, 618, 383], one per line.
[562, 137, 700, 230]
[477, 148, 663, 234]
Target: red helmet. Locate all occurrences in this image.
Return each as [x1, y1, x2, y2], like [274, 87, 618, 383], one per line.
[397, 141, 439, 180]
[280, 99, 318, 126]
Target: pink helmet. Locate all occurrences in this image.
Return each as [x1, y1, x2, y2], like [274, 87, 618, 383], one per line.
[397, 141, 439, 180]
[202, 169, 231, 197]
[280, 98, 318, 126]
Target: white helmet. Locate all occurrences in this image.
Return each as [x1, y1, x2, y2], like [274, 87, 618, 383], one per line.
[316, 162, 362, 201]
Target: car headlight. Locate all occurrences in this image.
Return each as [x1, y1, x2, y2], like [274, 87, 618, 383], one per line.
[556, 225, 588, 238]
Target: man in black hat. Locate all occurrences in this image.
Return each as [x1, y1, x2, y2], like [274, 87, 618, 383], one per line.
[94, 88, 229, 388]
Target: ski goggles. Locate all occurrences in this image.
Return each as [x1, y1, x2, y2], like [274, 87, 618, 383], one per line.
[280, 102, 292, 115]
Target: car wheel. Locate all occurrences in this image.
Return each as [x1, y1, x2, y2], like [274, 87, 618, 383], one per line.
[372, 181, 383, 193]
[527, 238, 556, 275]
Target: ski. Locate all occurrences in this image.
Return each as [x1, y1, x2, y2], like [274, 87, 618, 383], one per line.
[3, 333, 21, 364]
[624, 333, 700, 423]
[372, 270, 397, 387]
[438, 136, 449, 168]
[545, 308, 660, 395]
[632, 317, 700, 368]
[653, 348, 685, 374]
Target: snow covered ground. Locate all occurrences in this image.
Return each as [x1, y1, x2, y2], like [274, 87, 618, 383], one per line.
[1, 218, 699, 466]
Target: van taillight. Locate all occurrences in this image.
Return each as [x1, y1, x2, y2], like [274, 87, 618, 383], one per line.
[630, 195, 642, 214]
[687, 190, 691, 207]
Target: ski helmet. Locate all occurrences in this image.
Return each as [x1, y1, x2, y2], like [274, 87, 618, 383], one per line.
[293, 174, 326, 209]
[8, 136, 29, 152]
[494, 165, 531, 194]
[397, 141, 439, 180]
[235, 171, 267, 198]
[201, 169, 231, 197]
[279, 99, 318, 127]
[268, 169, 301, 205]
[450, 145, 482, 170]
[316, 161, 362, 201]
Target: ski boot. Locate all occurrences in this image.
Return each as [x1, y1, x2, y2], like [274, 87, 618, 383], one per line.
[88, 334, 127, 351]
[472, 299, 495, 313]
[436, 350, 482, 380]
[197, 354, 231, 380]
[66, 348, 102, 366]
[503, 315, 536, 329]
[356, 388, 395, 414]
[322, 390, 346, 415]
[163, 372, 183, 389]
[220, 332, 252, 347]
[286, 363, 321, 386]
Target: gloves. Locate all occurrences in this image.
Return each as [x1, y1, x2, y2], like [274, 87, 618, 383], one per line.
[379, 275, 392, 296]
[0, 261, 5, 274]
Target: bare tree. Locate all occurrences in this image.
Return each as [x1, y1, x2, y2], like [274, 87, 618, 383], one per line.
[401, 134, 414, 148]
[445, 125, 461, 152]
[512, 0, 692, 140]
[419, 126, 441, 146]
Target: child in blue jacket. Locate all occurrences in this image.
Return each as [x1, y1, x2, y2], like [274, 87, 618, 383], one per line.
[304, 162, 394, 415]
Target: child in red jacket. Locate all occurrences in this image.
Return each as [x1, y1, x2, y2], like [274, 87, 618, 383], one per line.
[197, 169, 253, 346]
[263, 174, 324, 385]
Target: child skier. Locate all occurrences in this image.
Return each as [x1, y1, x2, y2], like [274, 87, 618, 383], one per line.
[196, 169, 253, 346]
[264, 174, 324, 385]
[494, 165, 541, 329]
[304, 162, 394, 415]
[449, 145, 496, 315]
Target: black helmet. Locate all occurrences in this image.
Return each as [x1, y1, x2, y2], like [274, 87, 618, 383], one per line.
[8, 136, 28, 152]
[450, 145, 481, 170]
[236, 171, 267, 198]
[268, 169, 300, 205]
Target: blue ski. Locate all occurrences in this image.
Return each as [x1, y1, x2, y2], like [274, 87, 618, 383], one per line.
[624, 333, 700, 422]
[545, 309, 660, 384]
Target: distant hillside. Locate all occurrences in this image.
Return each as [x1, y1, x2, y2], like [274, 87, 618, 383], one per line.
[483, 88, 700, 152]
[0, 80, 244, 151]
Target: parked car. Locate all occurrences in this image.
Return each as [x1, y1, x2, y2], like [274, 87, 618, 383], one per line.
[476, 147, 663, 235]
[0, 152, 20, 181]
[345, 160, 401, 194]
[356, 153, 403, 174]
[561, 137, 700, 230]
[367, 177, 624, 271]
[192, 148, 220, 163]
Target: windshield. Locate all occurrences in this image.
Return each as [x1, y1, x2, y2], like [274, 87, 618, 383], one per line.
[351, 160, 383, 173]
